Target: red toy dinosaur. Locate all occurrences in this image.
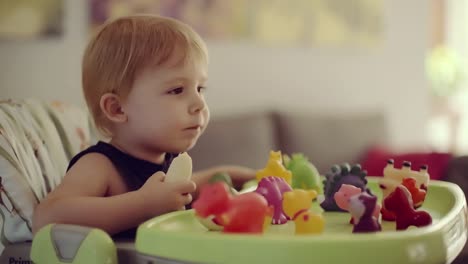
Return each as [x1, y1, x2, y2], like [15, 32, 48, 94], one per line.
[193, 182, 272, 233]
[384, 185, 432, 230]
[401, 177, 426, 208]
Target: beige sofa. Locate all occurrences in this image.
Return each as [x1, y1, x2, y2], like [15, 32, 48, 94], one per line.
[190, 110, 388, 174]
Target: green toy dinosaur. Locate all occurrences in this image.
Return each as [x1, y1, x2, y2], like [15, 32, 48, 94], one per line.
[283, 153, 322, 193]
[208, 172, 238, 194]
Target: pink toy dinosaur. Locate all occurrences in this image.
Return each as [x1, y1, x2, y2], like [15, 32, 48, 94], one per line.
[334, 184, 380, 224]
[193, 182, 272, 233]
[384, 185, 432, 230]
[255, 176, 292, 224]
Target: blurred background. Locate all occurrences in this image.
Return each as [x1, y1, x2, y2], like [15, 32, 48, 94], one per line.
[0, 0, 466, 155]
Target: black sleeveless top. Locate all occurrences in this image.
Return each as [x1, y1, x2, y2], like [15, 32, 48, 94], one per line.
[67, 141, 176, 239]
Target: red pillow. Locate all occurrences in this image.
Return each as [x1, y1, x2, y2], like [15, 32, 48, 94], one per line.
[360, 146, 452, 180]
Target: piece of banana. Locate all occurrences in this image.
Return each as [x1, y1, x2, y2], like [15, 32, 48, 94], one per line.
[165, 152, 192, 182]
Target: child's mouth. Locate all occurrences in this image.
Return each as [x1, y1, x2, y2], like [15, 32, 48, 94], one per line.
[185, 125, 201, 130]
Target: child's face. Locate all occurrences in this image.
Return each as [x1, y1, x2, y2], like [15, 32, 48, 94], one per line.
[121, 51, 209, 154]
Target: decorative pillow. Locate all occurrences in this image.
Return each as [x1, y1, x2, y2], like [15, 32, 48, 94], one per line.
[359, 145, 453, 180]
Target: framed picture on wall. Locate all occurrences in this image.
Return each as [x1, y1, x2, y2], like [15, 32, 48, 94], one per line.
[89, 0, 383, 48]
[0, 0, 63, 40]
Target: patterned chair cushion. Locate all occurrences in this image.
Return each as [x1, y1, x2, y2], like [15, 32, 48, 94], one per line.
[0, 99, 92, 252]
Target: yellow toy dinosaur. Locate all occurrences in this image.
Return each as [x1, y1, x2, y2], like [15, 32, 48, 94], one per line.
[282, 189, 325, 235]
[256, 151, 292, 185]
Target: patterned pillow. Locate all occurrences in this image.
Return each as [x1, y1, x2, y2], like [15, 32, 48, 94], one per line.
[0, 99, 92, 252]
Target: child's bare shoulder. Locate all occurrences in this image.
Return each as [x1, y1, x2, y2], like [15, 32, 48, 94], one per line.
[50, 153, 124, 198]
[68, 152, 119, 178]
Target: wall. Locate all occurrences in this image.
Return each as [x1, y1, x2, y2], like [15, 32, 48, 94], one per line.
[444, 0, 468, 153]
[0, 0, 430, 149]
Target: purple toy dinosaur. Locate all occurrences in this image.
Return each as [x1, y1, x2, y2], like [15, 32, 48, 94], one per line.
[255, 176, 292, 224]
[348, 192, 382, 233]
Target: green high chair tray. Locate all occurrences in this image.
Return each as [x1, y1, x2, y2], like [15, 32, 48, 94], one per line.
[136, 177, 468, 264]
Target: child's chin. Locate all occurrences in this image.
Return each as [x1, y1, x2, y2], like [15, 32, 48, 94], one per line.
[172, 141, 197, 153]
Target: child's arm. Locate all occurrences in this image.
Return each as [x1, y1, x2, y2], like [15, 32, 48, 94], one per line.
[191, 165, 255, 199]
[32, 153, 196, 235]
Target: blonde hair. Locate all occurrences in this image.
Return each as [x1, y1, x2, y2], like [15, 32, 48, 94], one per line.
[82, 15, 208, 137]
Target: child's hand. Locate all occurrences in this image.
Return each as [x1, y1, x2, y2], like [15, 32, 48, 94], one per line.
[139, 171, 196, 216]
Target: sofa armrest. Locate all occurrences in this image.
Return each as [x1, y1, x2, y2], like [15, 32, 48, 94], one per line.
[443, 156, 468, 264]
[444, 156, 468, 199]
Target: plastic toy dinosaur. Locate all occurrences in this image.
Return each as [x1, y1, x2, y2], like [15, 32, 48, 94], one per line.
[384, 185, 432, 230]
[256, 151, 292, 185]
[282, 189, 324, 235]
[209, 172, 238, 195]
[255, 176, 292, 225]
[334, 184, 380, 224]
[379, 160, 430, 220]
[402, 177, 427, 208]
[283, 153, 322, 193]
[193, 182, 272, 234]
[382, 159, 430, 191]
[320, 163, 369, 211]
[348, 192, 382, 233]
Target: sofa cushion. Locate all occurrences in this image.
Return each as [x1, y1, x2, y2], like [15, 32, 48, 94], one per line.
[275, 111, 388, 175]
[189, 111, 278, 171]
[444, 156, 468, 264]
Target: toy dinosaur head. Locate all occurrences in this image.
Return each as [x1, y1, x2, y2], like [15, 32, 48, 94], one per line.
[286, 153, 307, 167]
[282, 189, 317, 219]
[269, 150, 282, 163]
[384, 185, 413, 213]
[349, 192, 377, 220]
[193, 182, 231, 218]
[323, 163, 367, 195]
[334, 184, 362, 210]
[321, 163, 368, 211]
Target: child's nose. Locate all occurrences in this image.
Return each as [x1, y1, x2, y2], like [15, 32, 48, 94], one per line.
[189, 93, 206, 114]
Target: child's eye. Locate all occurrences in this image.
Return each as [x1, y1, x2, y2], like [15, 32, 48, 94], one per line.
[168, 87, 184, 94]
[197, 86, 207, 93]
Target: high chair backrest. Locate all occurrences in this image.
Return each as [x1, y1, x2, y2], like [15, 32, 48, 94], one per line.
[0, 99, 93, 251]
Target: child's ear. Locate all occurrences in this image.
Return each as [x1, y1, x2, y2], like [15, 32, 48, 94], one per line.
[100, 93, 127, 123]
